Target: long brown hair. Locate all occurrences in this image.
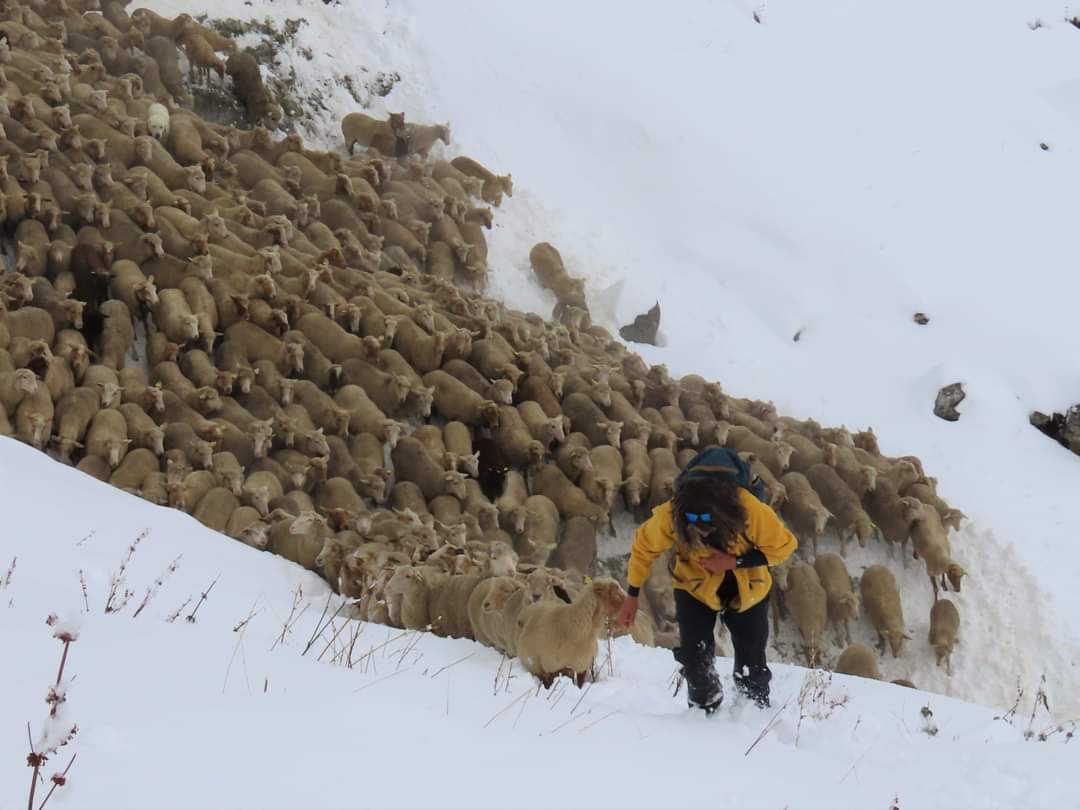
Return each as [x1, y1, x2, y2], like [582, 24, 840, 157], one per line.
[672, 476, 747, 554]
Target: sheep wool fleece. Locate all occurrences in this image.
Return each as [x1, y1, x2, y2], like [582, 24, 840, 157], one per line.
[626, 493, 798, 612]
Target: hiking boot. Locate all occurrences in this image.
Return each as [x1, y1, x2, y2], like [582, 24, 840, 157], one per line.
[734, 667, 772, 709]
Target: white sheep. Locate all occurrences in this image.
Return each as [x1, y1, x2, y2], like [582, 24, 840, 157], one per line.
[515, 578, 626, 687]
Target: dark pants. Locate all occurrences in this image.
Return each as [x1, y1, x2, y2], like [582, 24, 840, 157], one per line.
[673, 586, 772, 709]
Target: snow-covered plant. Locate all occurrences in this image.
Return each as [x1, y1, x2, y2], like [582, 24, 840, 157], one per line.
[26, 614, 80, 810]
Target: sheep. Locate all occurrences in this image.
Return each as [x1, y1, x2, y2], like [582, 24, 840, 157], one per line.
[493, 405, 546, 470]
[84, 406, 129, 468]
[469, 338, 523, 388]
[555, 434, 593, 484]
[517, 400, 565, 449]
[579, 444, 623, 512]
[76, 455, 112, 482]
[928, 598, 960, 674]
[822, 442, 877, 498]
[859, 564, 909, 658]
[621, 438, 652, 518]
[546, 515, 597, 577]
[441, 358, 514, 405]
[99, 299, 134, 369]
[804, 463, 875, 556]
[443, 421, 479, 477]
[647, 447, 680, 511]
[391, 435, 468, 502]
[117, 402, 164, 456]
[779, 471, 831, 557]
[108, 259, 158, 330]
[1, 304, 54, 345]
[515, 578, 625, 687]
[863, 477, 915, 563]
[147, 101, 169, 140]
[785, 563, 828, 667]
[154, 288, 200, 345]
[905, 481, 965, 532]
[450, 155, 512, 206]
[723, 426, 792, 477]
[426, 573, 486, 639]
[108, 448, 161, 492]
[226, 50, 281, 129]
[467, 576, 524, 647]
[51, 385, 99, 461]
[903, 497, 966, 598]
[223, 322, 304, 377]
[391, 318, 448, 374]
[403, 121, 450, 158]
[422, 369, 500, 428]
[268, 511, 329, 570]
[193, 487, 240, 533]
[529, 463, 608, 526]
[528, 241, 586, 308]
[834, 644, 882, 681]
[561, 392, 621, 449]
[291, 379, 350, 437]
[743, 452, 787, 510]
[341, 111, 405, 157]
[333, 385, 402, 447]
[210, 451, 245, 497]
[178, 29, 225, 83]
[164, 421, 215, 470]
[0, 368, 39, 416]
[814, 553, 859, 646]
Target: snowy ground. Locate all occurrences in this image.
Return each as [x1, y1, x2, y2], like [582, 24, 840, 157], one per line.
[2, 438, 1076, 810]
[4, 0, 1080, 805]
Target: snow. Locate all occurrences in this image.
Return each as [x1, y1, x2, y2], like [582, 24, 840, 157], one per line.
[1, 439, 1076, 809]
[4, 0, 1080, 805]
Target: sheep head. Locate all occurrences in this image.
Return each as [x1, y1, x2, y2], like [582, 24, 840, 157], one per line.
[282, 342, 304, 377]
[442, 471, 468, 502]
[621, 475, 647, 509]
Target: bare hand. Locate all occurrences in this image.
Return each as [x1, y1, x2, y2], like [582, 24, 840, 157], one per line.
[616, 595, 639, 628]
[701, 551, 738, 573]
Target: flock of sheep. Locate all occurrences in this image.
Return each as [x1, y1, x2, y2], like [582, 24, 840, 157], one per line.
[0, 0, 969, 689]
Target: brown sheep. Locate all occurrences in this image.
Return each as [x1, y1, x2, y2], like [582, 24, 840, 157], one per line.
[546, 515, 598, 577]
[805, 463, 876, 556]
[450, 155, 512, 206]
[85, 407, 130, 469]
[834, 644, 882, 680]
[530, 463, 608, 526]
[814, 553, 859, 646]
[928, 598, 960, 674]
[785, 563, 828, 667]
[422, 369, 500, 428]
[860, 564, 909, 658]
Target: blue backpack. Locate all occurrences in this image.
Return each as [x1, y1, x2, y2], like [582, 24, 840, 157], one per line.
[674, 447, 767, 503]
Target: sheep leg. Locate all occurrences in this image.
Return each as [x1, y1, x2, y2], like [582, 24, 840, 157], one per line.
[770, 590, 781, 635]
[930, 574, 939, 601]
[875, 631, 886, 656]
[844, 619, 852, 646]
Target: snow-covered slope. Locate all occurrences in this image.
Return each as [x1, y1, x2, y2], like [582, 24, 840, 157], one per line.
[5, 0, 1080, 804]
[2, 438, 1075, 810]
[133, 0, 1080, 709]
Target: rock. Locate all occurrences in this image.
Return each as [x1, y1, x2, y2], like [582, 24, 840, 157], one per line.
[913, 312, 929, 325]
[1029, 407, 1080, 453]
[619, 301, 661, 345]
[934, 383, 965, 422]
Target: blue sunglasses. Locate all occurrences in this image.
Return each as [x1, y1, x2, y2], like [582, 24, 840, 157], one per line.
[684, 512, 713, 524]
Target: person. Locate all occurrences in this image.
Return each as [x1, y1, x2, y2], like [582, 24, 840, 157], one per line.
[616, 452, 797, 713]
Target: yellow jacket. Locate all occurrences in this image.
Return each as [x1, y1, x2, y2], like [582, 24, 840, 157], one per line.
[627, 490, 798, 612]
